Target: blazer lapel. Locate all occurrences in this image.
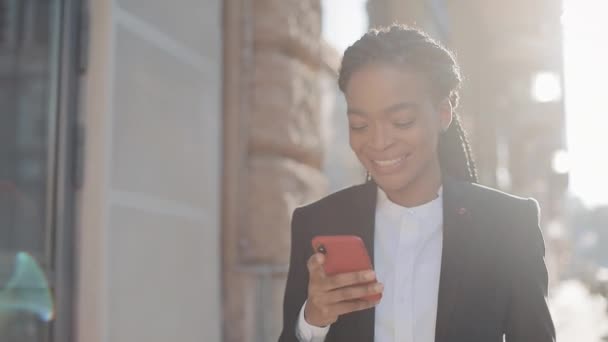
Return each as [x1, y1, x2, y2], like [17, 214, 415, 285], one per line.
[435, 178, 475, 342]
[338, 180, 378, 342]
[353, 180, 378, 265]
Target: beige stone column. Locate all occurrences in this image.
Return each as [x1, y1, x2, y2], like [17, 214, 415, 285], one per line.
[222, 0, 330, 341]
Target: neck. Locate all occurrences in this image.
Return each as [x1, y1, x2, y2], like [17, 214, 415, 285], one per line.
[384, 159, 442, 207]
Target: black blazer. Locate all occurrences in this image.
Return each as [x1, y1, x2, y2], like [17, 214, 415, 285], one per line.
[279, 178, 555, 342]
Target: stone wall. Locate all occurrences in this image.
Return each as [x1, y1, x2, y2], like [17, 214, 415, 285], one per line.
[222, 0, 331, 341]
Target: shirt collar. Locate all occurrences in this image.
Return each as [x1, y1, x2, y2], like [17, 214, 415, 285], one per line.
[376, 185, 443, 221]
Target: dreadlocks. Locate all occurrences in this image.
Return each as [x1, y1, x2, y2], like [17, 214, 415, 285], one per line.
[338, 24, 478, 183]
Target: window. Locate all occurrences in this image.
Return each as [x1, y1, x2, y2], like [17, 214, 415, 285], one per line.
[0, 0, 80, 341]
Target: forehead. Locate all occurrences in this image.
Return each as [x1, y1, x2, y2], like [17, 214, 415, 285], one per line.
[344, 63, 433, 109]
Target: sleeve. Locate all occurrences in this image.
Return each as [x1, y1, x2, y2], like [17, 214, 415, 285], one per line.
[504, 198, 556, 342]
[295, 300, 330, 342]
[278, 208, 314, 342]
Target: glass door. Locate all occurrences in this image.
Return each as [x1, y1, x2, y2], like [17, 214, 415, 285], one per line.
[0, 0, 80, 341]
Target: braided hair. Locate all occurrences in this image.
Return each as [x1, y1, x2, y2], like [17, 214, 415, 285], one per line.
[338, 24, 478, 183]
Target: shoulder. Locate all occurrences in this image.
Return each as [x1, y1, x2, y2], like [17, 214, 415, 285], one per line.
[457, 181, 539, 219]
[457, 181, 545, 254]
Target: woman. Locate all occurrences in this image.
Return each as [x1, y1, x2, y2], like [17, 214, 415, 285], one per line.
[279, 25, 555, 342]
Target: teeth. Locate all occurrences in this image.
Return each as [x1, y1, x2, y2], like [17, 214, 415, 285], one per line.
[373, 157, 403, 167]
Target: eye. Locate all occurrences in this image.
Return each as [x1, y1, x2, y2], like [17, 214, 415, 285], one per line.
[348, 119, 368, 131]
[394, 120, 415, 129]
[349, 124, 368, 131]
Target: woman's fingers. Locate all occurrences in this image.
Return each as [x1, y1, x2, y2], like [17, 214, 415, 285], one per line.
[333, 298, 381, 317]
[307, 253, 376, 291]
[322, 270, 376, 291]
[305, 285, 382, 327]
[305, 253, 382, 327]
[325, 282, 383, 304]
[307, 253, 326, 283]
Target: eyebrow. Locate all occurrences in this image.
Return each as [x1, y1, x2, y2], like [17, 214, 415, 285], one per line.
[347, 101, 418, 117]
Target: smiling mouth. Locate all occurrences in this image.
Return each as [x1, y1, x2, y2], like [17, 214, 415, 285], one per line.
[371, 154, 410, 170]
[372, 156, 404, 167]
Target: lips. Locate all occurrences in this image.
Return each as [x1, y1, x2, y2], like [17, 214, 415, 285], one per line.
[370, 153, 410, 174]
[372, 156, 404, 167]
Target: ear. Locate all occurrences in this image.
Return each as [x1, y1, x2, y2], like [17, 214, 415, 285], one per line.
[438, 99, 453, 133]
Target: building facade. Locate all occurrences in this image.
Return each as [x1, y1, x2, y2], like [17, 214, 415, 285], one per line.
[0, 0, 333, 341]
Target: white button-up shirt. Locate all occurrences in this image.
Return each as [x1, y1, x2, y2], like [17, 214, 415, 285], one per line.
[296, 186, 444, 342]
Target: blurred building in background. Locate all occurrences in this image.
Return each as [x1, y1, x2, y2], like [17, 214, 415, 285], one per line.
[1, 0, 226, 341]
[0, 1, 577, 342]
[3, 0, 335, 342]
[1, 0, 60, 340]
[222, 1, 335, 342]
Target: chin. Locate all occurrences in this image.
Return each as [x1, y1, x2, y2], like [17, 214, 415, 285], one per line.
[372, 172, 414, 193]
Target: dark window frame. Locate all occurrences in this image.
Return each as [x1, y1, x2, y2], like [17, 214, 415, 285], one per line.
[50, 0, 85, 341]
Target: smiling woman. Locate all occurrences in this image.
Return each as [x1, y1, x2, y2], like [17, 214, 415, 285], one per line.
[344, 64, 457, 206]
[279, 24, 555, 342]
[338, 27, 477, 207]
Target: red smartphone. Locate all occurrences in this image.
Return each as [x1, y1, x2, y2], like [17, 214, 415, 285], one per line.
[311, 235, 381, 301]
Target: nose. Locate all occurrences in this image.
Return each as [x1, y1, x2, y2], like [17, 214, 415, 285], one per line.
[369, 123, 392, 150]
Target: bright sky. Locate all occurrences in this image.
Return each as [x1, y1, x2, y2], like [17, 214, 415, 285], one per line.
[562, 0, 608, 208]
[321, 0, 368, 53]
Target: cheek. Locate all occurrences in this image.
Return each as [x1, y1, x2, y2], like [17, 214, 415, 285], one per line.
[419, 133, 441, 161]
[349, 133, 363, 154]
[407, 125, 439, 153]
[348, 133, 372, 167]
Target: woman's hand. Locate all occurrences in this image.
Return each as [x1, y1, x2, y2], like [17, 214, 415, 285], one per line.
[303, 253, 383, 327]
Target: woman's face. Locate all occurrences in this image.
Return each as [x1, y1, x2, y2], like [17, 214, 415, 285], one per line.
[345, 64, 452, 194]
